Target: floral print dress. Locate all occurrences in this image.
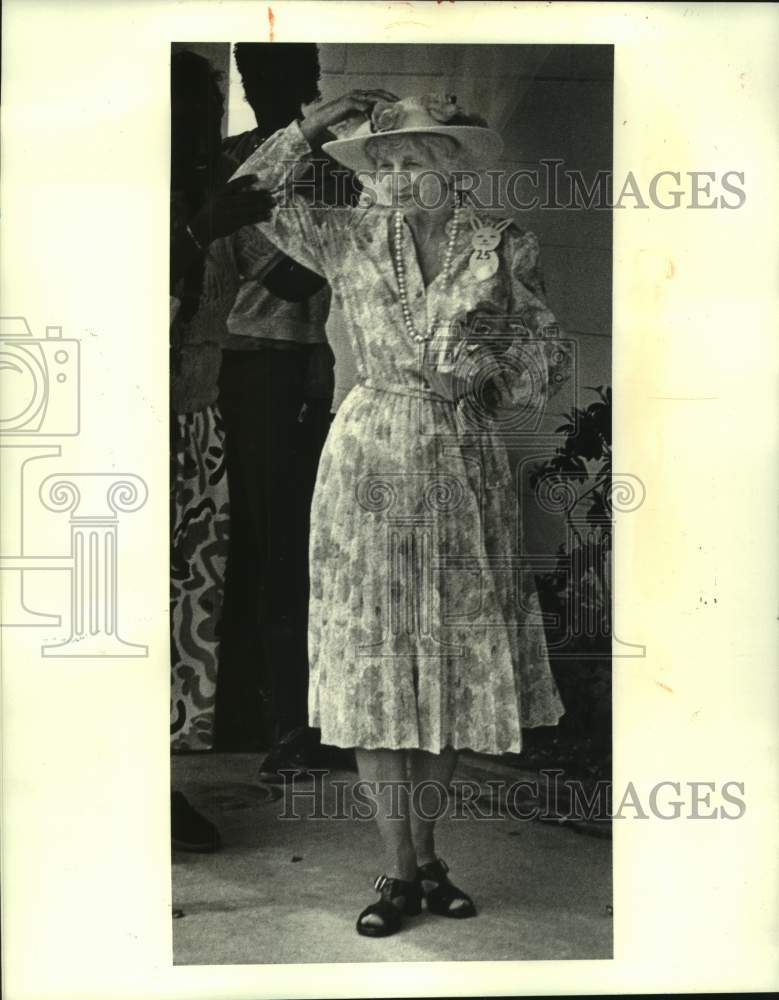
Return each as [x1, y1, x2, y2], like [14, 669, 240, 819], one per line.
[233, 121, 566, 754]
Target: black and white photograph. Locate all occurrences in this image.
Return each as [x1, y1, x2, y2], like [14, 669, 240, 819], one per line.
[169, 40, 613, 964]
[2, 2, 777, 998]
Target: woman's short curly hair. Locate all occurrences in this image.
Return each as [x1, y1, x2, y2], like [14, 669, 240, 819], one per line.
[364, 132, 464, 173]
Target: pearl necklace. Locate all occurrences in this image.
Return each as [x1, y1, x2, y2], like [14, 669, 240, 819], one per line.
[393, 203, 462, 343]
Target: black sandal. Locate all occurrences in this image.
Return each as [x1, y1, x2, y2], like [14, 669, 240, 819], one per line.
[356, 874, 422, 938]
[417, 858, 477, 918]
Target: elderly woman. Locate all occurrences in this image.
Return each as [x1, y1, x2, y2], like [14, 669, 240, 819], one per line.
[232, 90, 567, 936]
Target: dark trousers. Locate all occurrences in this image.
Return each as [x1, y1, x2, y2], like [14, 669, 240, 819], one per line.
[215, 348, 332, 750]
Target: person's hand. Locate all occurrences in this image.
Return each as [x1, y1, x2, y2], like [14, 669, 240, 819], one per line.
[447, 346, 515, 415]
[303, 343, 335, 404]
[262, 256, 327, 302]
[301, 89, 400, 144]
[188, 176, 274, 247]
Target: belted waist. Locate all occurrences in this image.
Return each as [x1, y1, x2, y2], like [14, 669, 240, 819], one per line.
[356, 377, 457, 406]
[353, 377, 512, 488]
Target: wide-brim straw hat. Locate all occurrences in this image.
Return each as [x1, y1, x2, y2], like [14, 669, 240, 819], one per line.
[321, 95, 503, 173]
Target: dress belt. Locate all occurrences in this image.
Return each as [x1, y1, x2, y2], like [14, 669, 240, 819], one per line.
[356, 377, 457, 407]
[354, 377, 512, 489]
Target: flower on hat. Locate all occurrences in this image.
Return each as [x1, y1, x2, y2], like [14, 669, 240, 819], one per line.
[370, 100, 403, 133]
[421, 92, 459, 123]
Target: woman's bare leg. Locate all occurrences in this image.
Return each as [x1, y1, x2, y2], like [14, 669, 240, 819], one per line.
[354, 747, 416, 879]
[354, 747, 416, 929]
[408, 746, 473, 913]
[407, 746, 458, 866]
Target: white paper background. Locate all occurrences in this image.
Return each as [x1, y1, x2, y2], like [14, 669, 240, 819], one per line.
[1, 1, 777, 997]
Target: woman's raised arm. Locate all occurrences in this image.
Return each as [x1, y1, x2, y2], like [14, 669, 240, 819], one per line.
[229, 89, 399, 277]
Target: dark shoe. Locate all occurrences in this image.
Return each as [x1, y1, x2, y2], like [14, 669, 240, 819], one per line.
[257, 725, 311, 783]
[309, 743, 356, 772]
[171, 791, 221, 853]
[356, 874, 423, 938]
[417, 858, 476, 918]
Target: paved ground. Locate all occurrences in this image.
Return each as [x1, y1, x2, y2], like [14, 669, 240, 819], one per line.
[172, 753, 612, 965]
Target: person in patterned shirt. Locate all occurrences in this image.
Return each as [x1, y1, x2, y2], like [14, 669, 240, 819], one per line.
[170, 49, 271, 849]
[214, 45, 360, 782]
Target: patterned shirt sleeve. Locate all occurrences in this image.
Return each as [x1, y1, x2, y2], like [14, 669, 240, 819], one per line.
[233, 225, 284, 281]
[229, 120, 336, 279]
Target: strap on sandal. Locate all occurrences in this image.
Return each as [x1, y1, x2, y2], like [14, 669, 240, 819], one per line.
[356, 874, 422, 938]
[417, 858, 477, 919]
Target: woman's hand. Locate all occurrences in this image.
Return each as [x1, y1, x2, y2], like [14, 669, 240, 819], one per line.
[301, 89, 399, 144]
[188, 176, 274, 247]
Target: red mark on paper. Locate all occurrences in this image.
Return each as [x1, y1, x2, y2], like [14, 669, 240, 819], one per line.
[268, 6, 275, 41]
[656, 681, 673, 694]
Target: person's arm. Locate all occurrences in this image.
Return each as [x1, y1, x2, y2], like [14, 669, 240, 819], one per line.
[506, 229, 572, 407]
[262, 257, 327, 302]
[170, 178, 273, 289]
[229, 89, 398, 277]
[231, 220, 327, 302]
[473, 229, 570, 416]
